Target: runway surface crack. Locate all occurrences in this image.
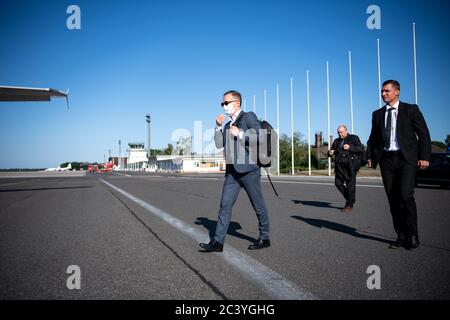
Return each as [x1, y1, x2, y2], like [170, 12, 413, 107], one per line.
[101, 183, 228, 300]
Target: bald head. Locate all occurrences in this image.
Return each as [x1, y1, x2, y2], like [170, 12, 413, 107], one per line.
[337, 125, 348, 139]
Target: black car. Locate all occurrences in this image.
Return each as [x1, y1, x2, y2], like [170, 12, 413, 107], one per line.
[416, 153, 450, 188]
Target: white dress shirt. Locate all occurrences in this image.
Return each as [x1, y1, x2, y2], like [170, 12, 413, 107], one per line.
[384, 100, 400, 151]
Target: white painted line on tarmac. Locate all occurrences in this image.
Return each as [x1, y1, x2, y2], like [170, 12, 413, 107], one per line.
[169, 176, 221, 181]
[99, 178, 317, 300]
[132, 175, 221, 181]
[269, 180, 384, 188]
[134, 175, 383, 188]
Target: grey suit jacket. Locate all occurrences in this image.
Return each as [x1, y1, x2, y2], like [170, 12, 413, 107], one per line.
[215, 111, 262, 174]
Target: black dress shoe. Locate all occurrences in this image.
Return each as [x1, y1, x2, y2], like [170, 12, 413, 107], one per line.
[389, 234, 406, 249]
[199, 239, 223, 252]
[248, 239, 271, 250]
[406, 235, 420, 250]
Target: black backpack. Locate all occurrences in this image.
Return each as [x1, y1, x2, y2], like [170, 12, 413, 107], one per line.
[257, 120, 278, 168]
[257, 120, 280, 197]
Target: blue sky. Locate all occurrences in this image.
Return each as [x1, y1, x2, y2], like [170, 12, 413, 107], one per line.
[1, 0, 449, 168]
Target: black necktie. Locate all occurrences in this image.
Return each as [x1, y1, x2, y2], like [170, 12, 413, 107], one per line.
[385, 107, 394, 149]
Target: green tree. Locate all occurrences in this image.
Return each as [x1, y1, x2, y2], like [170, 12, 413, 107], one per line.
[150, 148, 164, 156]
[164, 143, 174, 155]
[279, 132, 309, 173]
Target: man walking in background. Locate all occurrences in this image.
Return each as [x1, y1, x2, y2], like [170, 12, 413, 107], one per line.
[328, 125, 364, 213]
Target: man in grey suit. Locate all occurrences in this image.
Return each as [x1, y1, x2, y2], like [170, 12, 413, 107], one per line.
[199, 90, 270, 252]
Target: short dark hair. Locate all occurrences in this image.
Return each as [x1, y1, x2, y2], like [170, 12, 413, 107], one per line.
[382, 80, 400, 91]
[223, 90, 242, 105]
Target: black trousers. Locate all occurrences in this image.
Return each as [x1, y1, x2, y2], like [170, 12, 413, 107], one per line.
[335, 166, 357, 207]
[380, 151, 418, 237]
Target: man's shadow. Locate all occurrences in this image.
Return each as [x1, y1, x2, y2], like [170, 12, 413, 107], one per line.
[291, 215, 394, 245]
[292, 200, 341, 210]
[195, 217, 258, 243]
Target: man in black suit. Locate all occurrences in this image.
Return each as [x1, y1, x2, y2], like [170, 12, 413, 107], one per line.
[199, 90, 270, 252]
[328, 125, 364, 213]
[367, 80, 431, 250]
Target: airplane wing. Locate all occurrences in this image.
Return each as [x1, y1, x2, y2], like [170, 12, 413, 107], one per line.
[0, 86, 70, 108]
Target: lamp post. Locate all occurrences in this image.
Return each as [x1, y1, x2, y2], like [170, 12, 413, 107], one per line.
[146, 114, 151, 157]
[118, 139, 121, 170]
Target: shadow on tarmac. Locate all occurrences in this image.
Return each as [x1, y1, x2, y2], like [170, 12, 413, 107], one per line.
[291, 215, 394, 245]
[195, 217, 258, 243]
[292, 200, 342, 210]
[292, 215, 450, 252]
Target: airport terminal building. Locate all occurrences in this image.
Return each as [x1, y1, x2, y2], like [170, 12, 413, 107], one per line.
[118, 142, 226, 173]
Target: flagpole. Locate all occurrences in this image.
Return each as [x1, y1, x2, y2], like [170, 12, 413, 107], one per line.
[276, 83, 280, 175]
[413, 22, 418, 104]
[290, 77, 295, 176]
[264, 89, 267, 120]
[253, 95, 256, 113]
[349, 51, 354, 133]
[327, 61, 331, 177]
[377, 38, 382, 108]
[307, 70, 311, 176]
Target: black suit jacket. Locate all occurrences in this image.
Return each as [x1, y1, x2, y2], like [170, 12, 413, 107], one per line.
[215, 111, 262, 174]
[366, 101, 431, 168]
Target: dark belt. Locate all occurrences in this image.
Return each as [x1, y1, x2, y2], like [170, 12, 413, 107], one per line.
[382, 150, 401, 157]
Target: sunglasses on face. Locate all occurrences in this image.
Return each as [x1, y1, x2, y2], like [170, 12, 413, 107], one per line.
[221, 100, 238, 107]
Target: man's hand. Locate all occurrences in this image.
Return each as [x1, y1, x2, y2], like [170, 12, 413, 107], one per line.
[417, 160, 430, 170]
[216, 114, 226, 127]
[343, 144, 350, 150]
[367, 159, 372, 168]
[328, 149, 335, 156]
[230, 125, 240, 137]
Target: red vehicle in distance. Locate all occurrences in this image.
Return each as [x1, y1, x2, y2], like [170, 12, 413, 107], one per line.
[88, 162, 114, 173]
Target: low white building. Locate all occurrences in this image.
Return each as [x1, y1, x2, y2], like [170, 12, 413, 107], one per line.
[124, 147, 277, 174]
[155, 155, 225, 173]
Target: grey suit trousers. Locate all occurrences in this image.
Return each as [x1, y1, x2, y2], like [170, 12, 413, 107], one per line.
[214, 165, 270, 244]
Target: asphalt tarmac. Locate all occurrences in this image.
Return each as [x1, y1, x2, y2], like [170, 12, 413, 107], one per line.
[1, 171, 449, 300]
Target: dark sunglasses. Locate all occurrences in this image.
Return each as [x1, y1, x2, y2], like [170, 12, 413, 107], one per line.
[221, 100, 238, 107]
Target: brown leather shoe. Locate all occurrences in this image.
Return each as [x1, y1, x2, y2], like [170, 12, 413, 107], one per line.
[341, 206, 353, 213]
